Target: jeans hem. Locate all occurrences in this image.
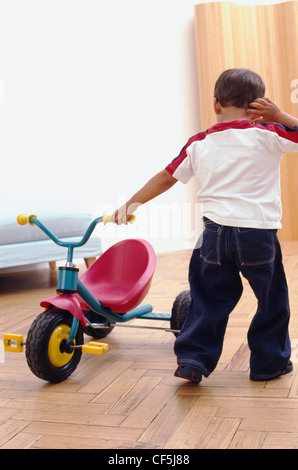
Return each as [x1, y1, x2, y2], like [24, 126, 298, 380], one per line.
[177, 358, 210, 377]
[250, 360, 292, 381]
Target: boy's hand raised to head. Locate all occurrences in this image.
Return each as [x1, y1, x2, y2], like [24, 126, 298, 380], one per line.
[248, 97, 298, 127]
[247, 97, 283, 123]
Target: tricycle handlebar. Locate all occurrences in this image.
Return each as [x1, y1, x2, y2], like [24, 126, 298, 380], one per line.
[17, 213, 104, 249]
[17, 212, 136, 249]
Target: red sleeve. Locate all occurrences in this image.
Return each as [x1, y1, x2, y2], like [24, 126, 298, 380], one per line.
[165, 131, 207, 182]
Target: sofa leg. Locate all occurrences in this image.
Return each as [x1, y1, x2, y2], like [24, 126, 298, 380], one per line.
[49, 261, 56, 270]
[85, 257, 96, 268]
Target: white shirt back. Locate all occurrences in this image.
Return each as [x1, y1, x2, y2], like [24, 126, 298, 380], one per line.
[166, 120, 298, 229]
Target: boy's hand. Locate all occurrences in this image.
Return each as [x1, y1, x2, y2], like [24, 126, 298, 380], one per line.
[247, 97, 282, 123]
[112, 202, 139, 225]
[248, 97, 298, 127]
[112, 205, 129, 225]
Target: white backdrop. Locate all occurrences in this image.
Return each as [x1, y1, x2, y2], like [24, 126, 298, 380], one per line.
[0, 0, 288, 253]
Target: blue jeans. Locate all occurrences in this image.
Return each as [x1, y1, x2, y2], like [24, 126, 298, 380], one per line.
[174, 219, 291, 380]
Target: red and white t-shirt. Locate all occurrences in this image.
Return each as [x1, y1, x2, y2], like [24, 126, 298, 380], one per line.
[165, 120, 298, 229]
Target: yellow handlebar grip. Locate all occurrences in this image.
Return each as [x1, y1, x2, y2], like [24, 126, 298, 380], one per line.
[17, 214, 37, 226]
[127, 214, 136, 224]
[28, 214, 37, 225]
[17, 214, 29, 225]
[103, 213, 113, 225]
[103, 213, 136, 225]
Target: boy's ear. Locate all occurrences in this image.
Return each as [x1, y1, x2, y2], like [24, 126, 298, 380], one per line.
[213, 98, 221, 115]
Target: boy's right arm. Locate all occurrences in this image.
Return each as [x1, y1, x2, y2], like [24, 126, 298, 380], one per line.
[112, 169, 177, 224]
[248, 97, 298, 127]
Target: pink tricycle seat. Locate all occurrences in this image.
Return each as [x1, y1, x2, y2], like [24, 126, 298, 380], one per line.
[78, 239, 156, 313]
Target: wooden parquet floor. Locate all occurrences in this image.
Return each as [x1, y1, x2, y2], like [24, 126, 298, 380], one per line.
[0, 243, 298, 450]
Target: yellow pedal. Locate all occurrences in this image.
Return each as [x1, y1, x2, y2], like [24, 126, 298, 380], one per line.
[3, 334, 24, 353]
[81, 341, 108, 355]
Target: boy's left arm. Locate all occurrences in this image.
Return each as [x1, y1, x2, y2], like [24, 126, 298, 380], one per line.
[248, 97, 298, 127]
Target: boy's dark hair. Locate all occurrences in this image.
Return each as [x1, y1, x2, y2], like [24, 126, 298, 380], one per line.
[214, 68, 265, 108]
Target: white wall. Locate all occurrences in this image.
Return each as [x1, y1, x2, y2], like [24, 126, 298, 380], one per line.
[0, 0, 289, 253]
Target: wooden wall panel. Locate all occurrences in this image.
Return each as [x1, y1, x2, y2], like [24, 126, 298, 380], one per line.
[194, 1, 298, 240]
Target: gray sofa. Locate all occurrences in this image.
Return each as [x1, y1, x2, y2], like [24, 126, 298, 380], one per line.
[0, 204, 102, 270]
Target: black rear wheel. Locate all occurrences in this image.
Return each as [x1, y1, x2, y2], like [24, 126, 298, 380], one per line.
[25, 309, 83, 383]
[170, 290, 191, 337]
[82, 310, 114, 338]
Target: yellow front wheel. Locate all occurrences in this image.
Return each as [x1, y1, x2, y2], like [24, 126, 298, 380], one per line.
[25, 310, 83, 383]
[48, 324, 75, 367]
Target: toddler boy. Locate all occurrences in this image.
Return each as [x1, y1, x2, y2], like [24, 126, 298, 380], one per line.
[113, 68, 298, 383]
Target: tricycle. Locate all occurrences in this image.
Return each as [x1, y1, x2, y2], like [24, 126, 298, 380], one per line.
[3, 213, 191, 382]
